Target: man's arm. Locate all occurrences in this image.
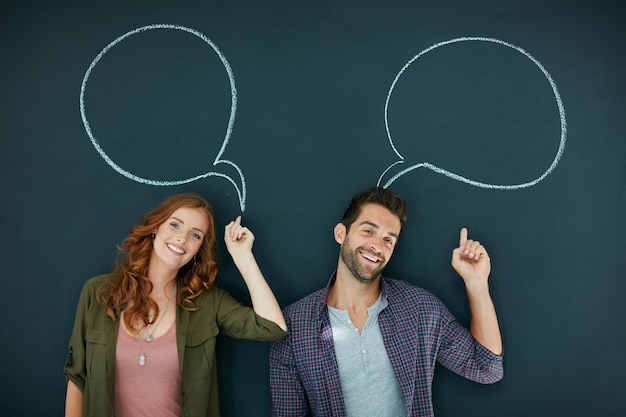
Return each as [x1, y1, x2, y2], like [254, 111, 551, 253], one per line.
[451, 228, 502, 355]
[269, 336, 311, 416]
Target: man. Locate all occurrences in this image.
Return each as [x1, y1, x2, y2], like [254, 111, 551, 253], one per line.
[269, 186, 503, 416]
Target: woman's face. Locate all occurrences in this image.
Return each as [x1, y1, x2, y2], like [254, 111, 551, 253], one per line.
[151, 206, 209, 274]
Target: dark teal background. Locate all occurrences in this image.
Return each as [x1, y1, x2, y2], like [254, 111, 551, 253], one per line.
[1, 1, 625, 415]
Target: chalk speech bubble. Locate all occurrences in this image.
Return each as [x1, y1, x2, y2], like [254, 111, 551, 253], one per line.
[377, 37, 567, 190]
[80, 24, 246, 211]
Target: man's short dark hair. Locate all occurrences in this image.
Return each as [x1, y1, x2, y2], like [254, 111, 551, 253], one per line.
[341, 186, 408, 232]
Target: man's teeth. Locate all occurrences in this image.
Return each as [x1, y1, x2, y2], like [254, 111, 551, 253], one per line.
[361, 252, 379, 262]
[167, 244, 185, 254]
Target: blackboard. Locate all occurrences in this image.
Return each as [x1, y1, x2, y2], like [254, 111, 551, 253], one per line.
[1, 0, 625, 415]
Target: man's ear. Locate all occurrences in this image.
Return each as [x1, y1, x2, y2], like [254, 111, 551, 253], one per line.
[334, 223, 346, 244]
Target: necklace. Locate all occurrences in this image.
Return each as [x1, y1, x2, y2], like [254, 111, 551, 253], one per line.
[138, 285, 176, 366]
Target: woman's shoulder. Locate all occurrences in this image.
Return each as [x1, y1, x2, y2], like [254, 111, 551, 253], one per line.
[77, 274, 113, 299]
[181, 284, 233, 309]
[83, 274, 113, 288]
[193, 284, 233, 304]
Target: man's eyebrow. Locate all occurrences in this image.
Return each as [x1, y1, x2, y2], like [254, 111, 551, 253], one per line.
[359, 220, 399, 239]
[358, 220, 379, 229]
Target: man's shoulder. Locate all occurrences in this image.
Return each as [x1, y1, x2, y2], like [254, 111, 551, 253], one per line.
[383, 276, 428, 294]
[383, 277, 443, 306]
[285, 287, 326, 311]
[282, 287, 327, 324]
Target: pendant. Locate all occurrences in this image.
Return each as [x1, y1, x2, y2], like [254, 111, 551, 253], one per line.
[139, 354, 146, 366]
[146, 335, 153, 342]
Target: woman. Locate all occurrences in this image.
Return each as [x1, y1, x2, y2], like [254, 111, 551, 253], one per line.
[64, 193, 287, 417]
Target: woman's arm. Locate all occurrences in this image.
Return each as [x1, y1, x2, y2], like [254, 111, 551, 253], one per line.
[65, 380, 83, 417]
[224, 216, 287, 331]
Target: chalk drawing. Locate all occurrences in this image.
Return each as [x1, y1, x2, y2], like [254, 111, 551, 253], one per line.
[377, 37, 567, 190]
[80, 24, 246, 211]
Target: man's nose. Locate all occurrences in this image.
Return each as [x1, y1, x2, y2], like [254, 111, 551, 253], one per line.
[370, 238, 383, 252]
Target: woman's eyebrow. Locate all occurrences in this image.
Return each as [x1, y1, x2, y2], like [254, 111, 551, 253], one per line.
[170, 217, 205, 234]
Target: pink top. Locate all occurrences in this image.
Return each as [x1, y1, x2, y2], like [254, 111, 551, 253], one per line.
[115, 319, 181, 417]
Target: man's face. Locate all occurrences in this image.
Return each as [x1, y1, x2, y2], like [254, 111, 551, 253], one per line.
[337, 203, 401, 284]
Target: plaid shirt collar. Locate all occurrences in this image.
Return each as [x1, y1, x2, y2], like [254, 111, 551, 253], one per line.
[316, 271, 390, 317]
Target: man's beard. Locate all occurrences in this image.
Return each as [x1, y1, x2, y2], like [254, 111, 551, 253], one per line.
[339, 237, 386, 284]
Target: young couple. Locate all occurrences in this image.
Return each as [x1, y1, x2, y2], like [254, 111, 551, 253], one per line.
[65, 187, 502, 417]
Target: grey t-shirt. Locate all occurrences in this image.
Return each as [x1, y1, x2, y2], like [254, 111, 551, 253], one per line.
[328, 294, 406, 417]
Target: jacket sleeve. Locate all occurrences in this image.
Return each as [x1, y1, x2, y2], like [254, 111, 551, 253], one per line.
[213, 287, 287, 341]
[64, 280, 93, 391]
[436, 300, 504, 384]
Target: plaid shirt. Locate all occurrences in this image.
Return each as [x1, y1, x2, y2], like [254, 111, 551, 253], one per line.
[269, 275, 503, 417]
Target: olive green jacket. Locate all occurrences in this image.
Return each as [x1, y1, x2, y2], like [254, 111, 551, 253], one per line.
[64, 274, 287, 417]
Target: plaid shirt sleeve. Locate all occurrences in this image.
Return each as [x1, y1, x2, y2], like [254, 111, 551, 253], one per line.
[270, 332, 311, 416]
[269, 288, 347, 417]
[382, 278, 503, 416]
[436, 301, 504, 383]
[387, 279, 503, 385]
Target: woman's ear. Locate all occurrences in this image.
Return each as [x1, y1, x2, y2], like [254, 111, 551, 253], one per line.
[334, 223, 346, 244]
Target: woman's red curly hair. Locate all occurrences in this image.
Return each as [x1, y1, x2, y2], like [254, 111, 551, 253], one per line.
[97, 193, 219, 333]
